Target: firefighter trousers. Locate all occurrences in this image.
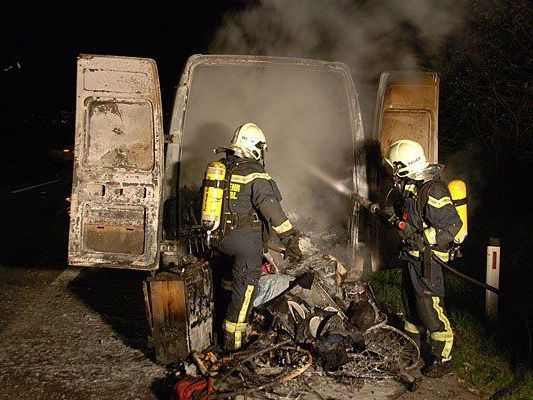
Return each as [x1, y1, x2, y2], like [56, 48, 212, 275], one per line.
[402, 259, 454, 361]
[215, 227, 263, 350]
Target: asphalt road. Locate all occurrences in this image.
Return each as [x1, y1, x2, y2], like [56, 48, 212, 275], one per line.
[0, 159, 169, 399]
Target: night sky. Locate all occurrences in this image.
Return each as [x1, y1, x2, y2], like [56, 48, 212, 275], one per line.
[1, 1, 245, 146]
[2, 0, 530, 154]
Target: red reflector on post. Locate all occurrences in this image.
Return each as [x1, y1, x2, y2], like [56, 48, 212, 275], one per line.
[486, 237, 500, 326]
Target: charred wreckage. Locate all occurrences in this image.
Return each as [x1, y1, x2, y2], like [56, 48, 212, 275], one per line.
[68, 54, 445, 398]
[169, 236, 423, 399]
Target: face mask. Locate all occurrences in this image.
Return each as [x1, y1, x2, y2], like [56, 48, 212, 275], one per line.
[407, 164, 444, 181]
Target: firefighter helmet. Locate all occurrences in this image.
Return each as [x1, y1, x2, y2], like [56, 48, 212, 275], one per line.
[229, 123, 267, 161]
[383, 139, 429, 179]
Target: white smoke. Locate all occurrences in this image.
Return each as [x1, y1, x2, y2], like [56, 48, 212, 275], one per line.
[210, 0, 469, 129]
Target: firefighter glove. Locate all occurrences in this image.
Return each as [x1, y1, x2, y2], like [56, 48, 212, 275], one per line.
[399, 225, 425, 251]
[379, 206, 397, 225]
[281, 233, 302, 263]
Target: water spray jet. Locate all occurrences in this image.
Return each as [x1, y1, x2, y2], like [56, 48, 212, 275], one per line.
[304, 162, 352, 197]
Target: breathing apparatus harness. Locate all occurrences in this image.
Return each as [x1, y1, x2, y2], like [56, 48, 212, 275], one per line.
[388, 173, 467, 261]
[201, 153, 262, 247]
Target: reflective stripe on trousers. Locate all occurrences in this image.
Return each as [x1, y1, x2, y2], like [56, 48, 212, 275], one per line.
[223, 284, 255, 349]
[429, 296, 454, 359]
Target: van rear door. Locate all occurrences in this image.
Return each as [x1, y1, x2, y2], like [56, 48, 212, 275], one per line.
[68, 54, 164, 270]
[374, 71, 439, 163]
[371, 71, 439, 270]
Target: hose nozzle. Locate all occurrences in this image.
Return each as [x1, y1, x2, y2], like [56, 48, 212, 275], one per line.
[351, 193, 381, 214]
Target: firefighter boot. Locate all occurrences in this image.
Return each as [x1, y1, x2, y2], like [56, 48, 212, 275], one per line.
[422, 357, 452, 378]
[222, 320, 248, 352]
[222, 331, 248, 352]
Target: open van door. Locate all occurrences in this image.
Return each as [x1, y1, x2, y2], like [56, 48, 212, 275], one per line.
[371, 71, 439, 271]
[374, 71, 439, 163]
[68, 55, 164, 270]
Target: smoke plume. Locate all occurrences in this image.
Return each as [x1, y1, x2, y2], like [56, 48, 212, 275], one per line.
[210, 0, 469, 127]
[179, 64, 358, 235]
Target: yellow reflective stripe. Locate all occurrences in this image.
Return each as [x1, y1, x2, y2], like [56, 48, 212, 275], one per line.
[405, 184, 417, 194]
[408, 250, 420, 258]
[231, 172, 272, 184]
[224, 320, 247, 332]
[273, 219, 293, 235]
[433, 250, 450, 262]
[432, 297, 452, 331]
[235, 331, 242, 349]
[234, 284, 254, 349]
[405, 320, 425, 334]
[423, 227, 437, 245]
[409, 228, 449, 260]
[431, 296, 454, 358]
[427, 195, 453, 208]
[221, 279, 233, 291]
[431, 331, 454, 340]
[224, 285, 255, 350]
[238, 285, 255, 324]
[223, 320, 247, 333]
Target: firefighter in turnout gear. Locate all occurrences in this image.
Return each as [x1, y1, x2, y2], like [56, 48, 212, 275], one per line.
[383, 139, 463, 378]
[202, 122, 302, 351]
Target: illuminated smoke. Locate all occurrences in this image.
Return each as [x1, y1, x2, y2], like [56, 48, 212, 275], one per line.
[210, 0, 469, 129]
[179, 64, 359, 233]
[304, 162, 353, 197]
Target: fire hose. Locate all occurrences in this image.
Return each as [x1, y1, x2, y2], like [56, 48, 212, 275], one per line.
[352, 193, 531, 398]
[352, 193, 504, 294]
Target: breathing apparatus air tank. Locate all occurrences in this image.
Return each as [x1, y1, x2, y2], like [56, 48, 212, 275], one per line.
[201, 161, 226, 235]
[448, 179, 468, 243]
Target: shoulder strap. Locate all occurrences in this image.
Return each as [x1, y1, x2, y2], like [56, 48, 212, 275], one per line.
[416, 179, 448, 216]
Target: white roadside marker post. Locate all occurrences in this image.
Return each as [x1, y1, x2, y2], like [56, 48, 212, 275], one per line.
[486, 237, 501, 326]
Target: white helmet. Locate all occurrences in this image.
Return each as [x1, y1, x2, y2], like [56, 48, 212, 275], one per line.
[229, 122, 268, 161]
[383, 139, 429, 179]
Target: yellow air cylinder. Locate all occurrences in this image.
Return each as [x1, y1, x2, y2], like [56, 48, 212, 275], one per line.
[201, 161, 226, 232]
[448, 179, 468, 243]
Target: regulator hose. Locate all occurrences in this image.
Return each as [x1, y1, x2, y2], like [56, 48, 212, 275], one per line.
[488, 365, 526, 400]
[432, 249, 532, 367]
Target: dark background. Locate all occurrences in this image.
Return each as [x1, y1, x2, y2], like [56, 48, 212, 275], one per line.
[0, 1, 245, 149]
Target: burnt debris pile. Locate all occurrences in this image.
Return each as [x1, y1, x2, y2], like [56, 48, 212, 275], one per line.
[171, 233, 421, 399]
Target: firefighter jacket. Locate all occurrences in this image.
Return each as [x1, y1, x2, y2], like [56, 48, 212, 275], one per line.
[396, 176, 463, 262]
[220, 154, 295, 238]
